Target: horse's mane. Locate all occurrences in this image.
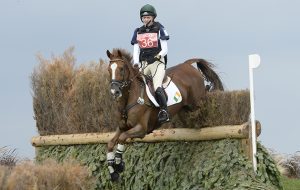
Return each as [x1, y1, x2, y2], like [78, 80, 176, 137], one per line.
[111, 48, 133, 65]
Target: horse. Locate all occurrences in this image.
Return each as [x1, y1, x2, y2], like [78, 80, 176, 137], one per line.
[105, 48, 224, 181]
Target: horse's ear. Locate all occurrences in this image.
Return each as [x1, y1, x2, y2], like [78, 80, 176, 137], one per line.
[117, 50, 122, 58]
[106, 50, 112, 59]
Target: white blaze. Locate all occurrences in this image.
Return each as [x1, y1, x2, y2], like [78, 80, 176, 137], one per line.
[110, 63, 117, 80]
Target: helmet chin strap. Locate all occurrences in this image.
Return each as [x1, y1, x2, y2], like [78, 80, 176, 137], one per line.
[145, 20, 153, 27]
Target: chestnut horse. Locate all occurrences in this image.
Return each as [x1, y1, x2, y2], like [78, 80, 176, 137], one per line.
[106, 48, 223, 181]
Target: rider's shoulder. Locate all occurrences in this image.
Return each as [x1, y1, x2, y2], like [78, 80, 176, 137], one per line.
[135, 25, 146, 32]
[154, 22, 166, 29]
[155, 22, 169, 40]
[133, 27, 139, 33]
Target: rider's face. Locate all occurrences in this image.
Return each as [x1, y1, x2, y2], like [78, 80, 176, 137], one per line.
[142, 16, 154, 26]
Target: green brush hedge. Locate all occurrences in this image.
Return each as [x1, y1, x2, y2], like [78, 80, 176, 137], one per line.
[36, 139, 283, 190]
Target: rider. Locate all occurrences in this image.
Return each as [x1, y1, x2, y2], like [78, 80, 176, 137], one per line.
[131, 4, 170, 124]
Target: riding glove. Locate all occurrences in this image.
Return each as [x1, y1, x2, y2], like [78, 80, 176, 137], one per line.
[147, 54, 161, 64]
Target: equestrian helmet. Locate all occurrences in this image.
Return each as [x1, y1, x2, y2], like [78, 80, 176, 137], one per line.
[140, 4, 157, 19]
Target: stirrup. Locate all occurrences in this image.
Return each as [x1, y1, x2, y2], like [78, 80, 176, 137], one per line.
[158, 109, 170, 123]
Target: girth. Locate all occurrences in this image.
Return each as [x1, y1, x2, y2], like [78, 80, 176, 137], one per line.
[121, 83, 152, 120]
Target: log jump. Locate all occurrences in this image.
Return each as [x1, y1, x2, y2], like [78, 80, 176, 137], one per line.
[31, 121, 261, 147]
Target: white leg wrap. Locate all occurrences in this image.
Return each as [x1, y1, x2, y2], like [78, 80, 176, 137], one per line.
[116, 144, 125, 153]
[108, 166, 115, 174]
[107, 152, 115, 174]
[107, 152, 115, 161]
[115, 144, 125, 164]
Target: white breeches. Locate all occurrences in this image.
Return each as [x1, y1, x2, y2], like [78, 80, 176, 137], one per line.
[141, 60, 166, 91]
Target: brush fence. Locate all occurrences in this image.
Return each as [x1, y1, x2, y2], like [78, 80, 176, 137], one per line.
[31, 121, 261, 162]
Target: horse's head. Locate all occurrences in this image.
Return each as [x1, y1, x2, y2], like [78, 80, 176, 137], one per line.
[107, 49, 131, 99]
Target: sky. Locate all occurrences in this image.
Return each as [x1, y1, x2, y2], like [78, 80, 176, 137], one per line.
[0, 0, 299, 159]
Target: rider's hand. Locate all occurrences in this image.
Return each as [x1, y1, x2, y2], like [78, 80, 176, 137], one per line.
[147, 55, 161, 64]
[154, 54, 161, 61]
[133, 63, 140, 68]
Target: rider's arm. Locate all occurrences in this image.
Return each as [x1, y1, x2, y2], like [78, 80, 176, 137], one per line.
[158, 40, 168, 58]
[158, 23, 169, 58]
[131, 28, 140, 64]
[133, 43, 140, 64]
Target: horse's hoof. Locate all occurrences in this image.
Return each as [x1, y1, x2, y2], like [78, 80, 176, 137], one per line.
[110, 171, 119, 182]
[114, 161, 125, 173]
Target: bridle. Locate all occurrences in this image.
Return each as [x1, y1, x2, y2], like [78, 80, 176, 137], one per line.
[109, 59, 142, 88]
[110, 59, 130, 89]
[109, 58, 149, 120]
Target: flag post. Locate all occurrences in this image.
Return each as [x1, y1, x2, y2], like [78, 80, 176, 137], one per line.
[248, 54, 261, 173]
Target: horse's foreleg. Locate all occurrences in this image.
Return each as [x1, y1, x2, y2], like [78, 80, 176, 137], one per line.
[107, 128, 122, 181]
[112, 125, 147, 176]
[118, 123, 147, 143]
[118, 110, 151, 144]
[110, 110, 150, 180]
[114, 143, 125, 165]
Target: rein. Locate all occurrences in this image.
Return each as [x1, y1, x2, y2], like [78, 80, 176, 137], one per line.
[121, 82, 153, 120]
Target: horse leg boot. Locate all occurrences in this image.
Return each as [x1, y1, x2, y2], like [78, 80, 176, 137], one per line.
[114, 144, 125, 173]
[107, 128, 121, 181]
[107, 152, 119, 182]
[155, 87, 170, 123]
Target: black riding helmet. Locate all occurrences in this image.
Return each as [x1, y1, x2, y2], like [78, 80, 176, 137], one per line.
[140, 4, 157, 20]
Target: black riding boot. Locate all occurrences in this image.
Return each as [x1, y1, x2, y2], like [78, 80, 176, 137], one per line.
[155, 87, 170, 124]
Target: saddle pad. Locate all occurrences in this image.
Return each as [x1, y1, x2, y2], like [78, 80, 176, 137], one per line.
[145, 79, 182, 107]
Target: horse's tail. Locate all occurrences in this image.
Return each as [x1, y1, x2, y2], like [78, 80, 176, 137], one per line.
[184, 59, 224, 91]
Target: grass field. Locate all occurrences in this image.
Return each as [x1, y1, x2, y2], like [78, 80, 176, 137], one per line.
[282, 176, 300, 190]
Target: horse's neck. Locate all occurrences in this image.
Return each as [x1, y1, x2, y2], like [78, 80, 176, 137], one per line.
[128, 77, 141, 103]
[117, 86, 129, 109]
[116, 73, 138, 108]
[119, 64, 144, 110]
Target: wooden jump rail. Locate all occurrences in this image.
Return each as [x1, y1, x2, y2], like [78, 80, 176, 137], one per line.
[31, 121, 261, 161]
[31, 121, 261, 147]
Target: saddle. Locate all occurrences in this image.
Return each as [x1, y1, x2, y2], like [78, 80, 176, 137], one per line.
[142, 75, 182, 108]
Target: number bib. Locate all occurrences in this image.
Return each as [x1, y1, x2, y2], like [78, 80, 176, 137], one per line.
[137, 33, 158, 48]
